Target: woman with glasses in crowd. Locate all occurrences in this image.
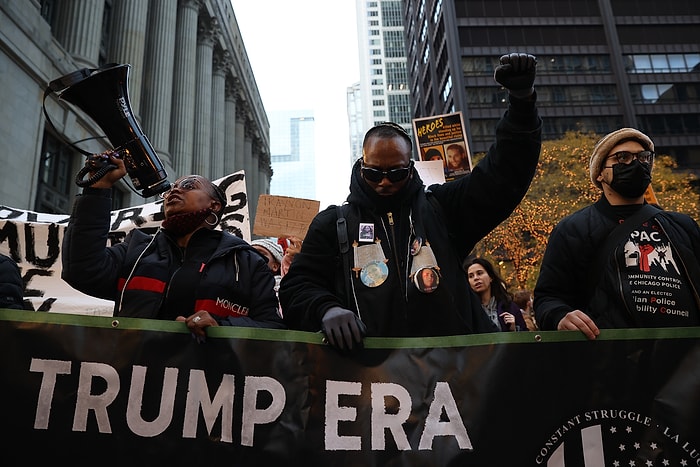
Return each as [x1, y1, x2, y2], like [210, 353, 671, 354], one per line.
[62, 153, 285, 340]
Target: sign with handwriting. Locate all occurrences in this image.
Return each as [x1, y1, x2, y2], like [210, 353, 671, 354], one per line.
[253, 194, 320, 238]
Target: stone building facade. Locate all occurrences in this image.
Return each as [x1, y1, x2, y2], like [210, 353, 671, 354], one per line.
[0, 0, 270, 225]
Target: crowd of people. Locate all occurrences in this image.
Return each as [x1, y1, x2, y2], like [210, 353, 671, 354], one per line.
[3, 51, 699, 349]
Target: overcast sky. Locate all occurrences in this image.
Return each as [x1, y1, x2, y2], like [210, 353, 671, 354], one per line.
[230, 0, 361, 208]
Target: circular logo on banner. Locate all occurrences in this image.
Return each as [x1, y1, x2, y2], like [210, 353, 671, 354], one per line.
[360, 260, 388, 288]
[413, 267, 439, 293]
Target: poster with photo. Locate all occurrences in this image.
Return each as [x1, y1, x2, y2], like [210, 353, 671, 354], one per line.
[412, 112, 472, 182]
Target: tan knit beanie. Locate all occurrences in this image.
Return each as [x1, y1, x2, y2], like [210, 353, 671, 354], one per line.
[589, 128, 654, 189]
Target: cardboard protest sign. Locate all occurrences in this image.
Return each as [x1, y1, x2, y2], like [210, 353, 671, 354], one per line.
[253, 194, 320, 239]
[413, 112, 472, 182]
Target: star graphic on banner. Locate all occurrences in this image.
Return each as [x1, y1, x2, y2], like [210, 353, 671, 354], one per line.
[541, 416, 699, 465]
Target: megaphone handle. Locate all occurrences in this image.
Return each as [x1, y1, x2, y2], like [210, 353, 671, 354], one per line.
[75, 162, 118, 187]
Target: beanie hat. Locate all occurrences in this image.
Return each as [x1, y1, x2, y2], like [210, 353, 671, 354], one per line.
[589, 128, 654, 189]
[251, 238, 284, 265]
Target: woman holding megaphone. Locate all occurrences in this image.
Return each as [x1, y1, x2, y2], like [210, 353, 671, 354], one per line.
[62, 151, 285, 341]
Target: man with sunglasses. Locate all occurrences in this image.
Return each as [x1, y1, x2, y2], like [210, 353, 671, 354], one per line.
[280, 53, 542, 351]
[62, 155, 285, 339]
[534, 128, 700, 340]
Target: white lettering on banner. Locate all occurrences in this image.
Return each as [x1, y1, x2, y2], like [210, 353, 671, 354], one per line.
[29, 359, 473, 452]
[535, 409, 699, 465]
[371, 382, 412, 450]
[326, 380, 361, 450]
[28, 358, 281, 445]
[183, 369, 235, 442]
[325, 379, 472, 451]
[127, 365, 178, 437]
[241, 376, 286, 447]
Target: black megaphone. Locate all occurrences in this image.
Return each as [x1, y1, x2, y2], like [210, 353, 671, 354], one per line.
[46, 64, 170, 198]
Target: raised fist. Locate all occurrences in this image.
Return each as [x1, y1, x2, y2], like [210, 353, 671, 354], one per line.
[494, 53, 537, 99]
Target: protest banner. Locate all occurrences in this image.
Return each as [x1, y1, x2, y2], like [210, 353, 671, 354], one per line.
[1, 308, 698, 466]
[253, 194, 320, 239]
[412, 112, 471, 182]
[0, 171, 248, 315]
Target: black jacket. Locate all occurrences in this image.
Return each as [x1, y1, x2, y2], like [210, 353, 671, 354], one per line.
[0, 253, 25, 310]
[534, 197, 700, 330]
[279, 96, 542, 337]
[62, 188, 285, 328]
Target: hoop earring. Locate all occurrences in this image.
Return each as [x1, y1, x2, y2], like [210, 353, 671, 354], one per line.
[205, 211, 219, 226]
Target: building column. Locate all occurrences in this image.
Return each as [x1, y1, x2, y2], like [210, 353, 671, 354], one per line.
[170, 0, 201, 177]
[192, 17, 218, 178]
[210, 50, 229, 179]
[107, 0, 148, 115]
[140, 0, 177, 170]
[55, 0, 104, 69]
[235, 104, 247, 175]
[244, 127, 256, 225]
[224, 79, 238, 175]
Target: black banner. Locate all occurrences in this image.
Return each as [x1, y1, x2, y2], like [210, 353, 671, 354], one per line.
[1, 309, 699, 466]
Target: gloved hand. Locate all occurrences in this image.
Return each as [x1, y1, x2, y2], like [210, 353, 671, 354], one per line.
[321, 306, 367, 351]
[494, 53, 537, 99]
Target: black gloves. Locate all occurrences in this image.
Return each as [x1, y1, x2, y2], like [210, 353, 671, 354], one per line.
[494, 53, 537, 99]
[321, 306, 367, 351]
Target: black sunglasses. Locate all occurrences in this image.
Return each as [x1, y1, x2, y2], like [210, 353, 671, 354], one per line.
[361, 160, 414, 183]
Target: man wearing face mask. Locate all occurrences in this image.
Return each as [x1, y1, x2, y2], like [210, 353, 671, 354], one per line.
[534, 128, 700, 340]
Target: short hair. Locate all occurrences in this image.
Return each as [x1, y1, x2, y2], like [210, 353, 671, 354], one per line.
[363, 121, 412, 149]
[446, 143, 465, 155]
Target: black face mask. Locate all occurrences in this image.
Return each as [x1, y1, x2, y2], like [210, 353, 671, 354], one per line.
[609, 160, 651, 198]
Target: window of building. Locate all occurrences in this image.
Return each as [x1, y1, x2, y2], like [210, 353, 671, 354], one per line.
[381, 1, 403, 27]
[36, 132, 74, 214]
[386, 61, 408, 90]
[384, 30, 406, 58]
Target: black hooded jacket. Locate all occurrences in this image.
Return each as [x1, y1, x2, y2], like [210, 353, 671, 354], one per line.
[62, 188, 285, 328]
[279, 96, 542, 337]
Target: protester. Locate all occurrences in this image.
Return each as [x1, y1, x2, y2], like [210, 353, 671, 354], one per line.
[0, 253, 25, 310]
[280, 236, 303, 277]
[513, 289, 538, 331]
[62, 153, 285, 341]
[465, 257, 528, 332]
[279, 52, 541, 351]
[534, 128, 700, 340]
[252, 238, 284, 276]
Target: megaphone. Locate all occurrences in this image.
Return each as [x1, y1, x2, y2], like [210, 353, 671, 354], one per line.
[45, 63, 171, 198]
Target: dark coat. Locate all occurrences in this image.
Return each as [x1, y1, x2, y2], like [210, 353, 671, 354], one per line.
[534, 197, 700, 330]
[0, 253, 25, 310]
[62, 188, 285, 328]
[279, 96, 542, 337]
